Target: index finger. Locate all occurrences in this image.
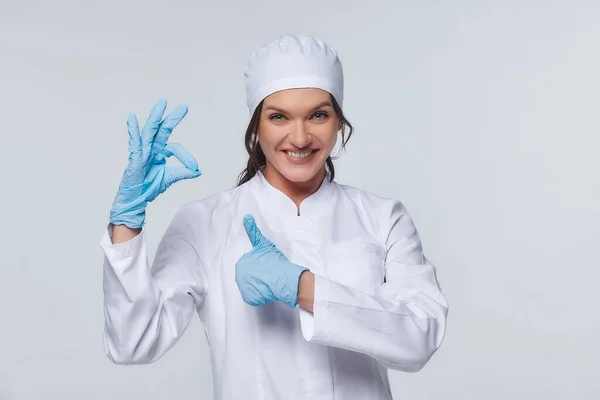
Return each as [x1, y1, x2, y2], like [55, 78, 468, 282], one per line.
[153, 104, 188, 150]
[141, 99, 167, 147]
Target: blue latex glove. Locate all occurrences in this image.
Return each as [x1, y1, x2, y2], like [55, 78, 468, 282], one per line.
[235, 214, 309, 308]
[109, 99, 201, 228]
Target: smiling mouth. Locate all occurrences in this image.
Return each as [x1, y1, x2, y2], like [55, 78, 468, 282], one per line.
[285, 150, 315, 159]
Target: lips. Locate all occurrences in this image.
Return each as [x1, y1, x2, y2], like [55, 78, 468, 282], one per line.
[281, 149, 319, 165]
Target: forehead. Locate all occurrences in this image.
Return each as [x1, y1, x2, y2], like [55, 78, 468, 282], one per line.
[262, 88, 331, 110]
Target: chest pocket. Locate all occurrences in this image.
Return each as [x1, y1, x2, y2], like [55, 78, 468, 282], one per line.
[322, 239, 386, 295]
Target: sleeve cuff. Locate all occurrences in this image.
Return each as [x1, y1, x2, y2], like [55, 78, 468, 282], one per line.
[100, 223, 144, 258]
[299, 273, 331, 342]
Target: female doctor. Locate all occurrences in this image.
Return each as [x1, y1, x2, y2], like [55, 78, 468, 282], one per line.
[101, 34, 448, 400]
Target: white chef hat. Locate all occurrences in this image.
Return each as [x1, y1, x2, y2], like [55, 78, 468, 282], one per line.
[244, 34, 344, 115]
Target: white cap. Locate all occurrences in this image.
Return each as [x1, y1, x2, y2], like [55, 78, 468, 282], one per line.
[244, 34, 344, 115]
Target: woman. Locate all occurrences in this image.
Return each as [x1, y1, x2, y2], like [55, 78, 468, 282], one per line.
[101, 34, 448, 399]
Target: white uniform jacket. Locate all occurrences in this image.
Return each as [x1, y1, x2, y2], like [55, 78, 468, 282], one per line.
[100, 170, 448, 399]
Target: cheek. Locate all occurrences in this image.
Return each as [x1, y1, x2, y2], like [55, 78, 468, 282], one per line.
[328, 131, 339, 149]
[257, 125, 275, 151]
[258, 124, 285, 162]
[316, 123, 338, 152]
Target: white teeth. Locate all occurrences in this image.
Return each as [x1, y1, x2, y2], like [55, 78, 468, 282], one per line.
[286, 150, 312, 159]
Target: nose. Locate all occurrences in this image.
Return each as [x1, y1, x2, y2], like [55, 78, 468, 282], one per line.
[288, 120, 312, 149]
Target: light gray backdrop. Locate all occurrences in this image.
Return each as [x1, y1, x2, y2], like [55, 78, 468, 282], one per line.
[1, 0, 599, 399]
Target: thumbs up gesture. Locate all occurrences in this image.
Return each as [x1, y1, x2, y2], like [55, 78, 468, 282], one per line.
[235, 214, 309, 308]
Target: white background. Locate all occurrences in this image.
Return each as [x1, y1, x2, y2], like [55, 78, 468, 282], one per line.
[1, 0, 599, 399]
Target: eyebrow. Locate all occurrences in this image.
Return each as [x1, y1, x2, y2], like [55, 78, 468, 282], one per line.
[263, 101, 333, 113]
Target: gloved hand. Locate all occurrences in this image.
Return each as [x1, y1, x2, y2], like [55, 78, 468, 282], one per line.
[235, 214, 309, 308]
[109, 99, 201, 228]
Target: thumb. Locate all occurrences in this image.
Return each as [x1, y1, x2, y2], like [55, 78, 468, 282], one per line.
[243, 214, 267, 248]
[164, 167, 202, 187]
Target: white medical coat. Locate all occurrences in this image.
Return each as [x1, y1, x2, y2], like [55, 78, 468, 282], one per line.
[100, 170, 448, 399]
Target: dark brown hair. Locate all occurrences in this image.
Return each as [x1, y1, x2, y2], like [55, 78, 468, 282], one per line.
[237, 95, 354, 186]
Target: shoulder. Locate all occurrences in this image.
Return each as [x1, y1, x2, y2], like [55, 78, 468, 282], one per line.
[160, 184, 249, 252]
[333, 181, 417, 242]
[173, 183, 246, 224]
[334, 181, 408, 216]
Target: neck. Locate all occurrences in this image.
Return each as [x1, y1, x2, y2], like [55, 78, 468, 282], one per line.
[263, 163, 326, 210]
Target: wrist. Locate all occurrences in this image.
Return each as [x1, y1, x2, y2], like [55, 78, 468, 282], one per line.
[281, 264, 309, 308]
[297, 271, 315, 312]
[109, 205, 146, 228]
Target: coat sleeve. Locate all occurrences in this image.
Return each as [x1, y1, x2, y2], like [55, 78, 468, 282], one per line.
[299, 200, 448, 372]
[100, 203, 208, 365]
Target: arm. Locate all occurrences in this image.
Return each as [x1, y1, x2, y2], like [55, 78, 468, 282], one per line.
[100, 204, 207, 365]
[298, 201, 448, 372]
[297, 271, 315, 312]
[111, 225, 141, 244]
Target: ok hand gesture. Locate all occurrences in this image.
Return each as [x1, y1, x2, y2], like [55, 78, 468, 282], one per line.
[109, 99, 201, 228]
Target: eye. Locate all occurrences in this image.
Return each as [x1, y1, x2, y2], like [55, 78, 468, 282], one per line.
[312, 111, 329, 120]
[268, 113, 286, 121]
